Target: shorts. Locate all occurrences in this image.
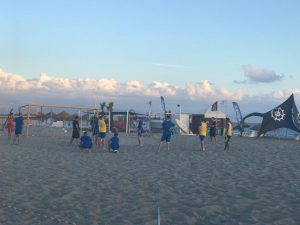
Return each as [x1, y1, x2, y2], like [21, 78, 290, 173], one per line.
[210, 129, 216, 137]
[72, 130, 80, 139]
[98, 132, 106, 138]
[137, 129, 143, 137]
[161, 133, 171, 142]
[15, 129, 22, 135]
[199, 135, 206, 142]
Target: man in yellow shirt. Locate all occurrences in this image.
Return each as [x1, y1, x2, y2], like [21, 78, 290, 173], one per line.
[98, 115, 107, 149]
[224, 118, 233, 150]
[198, 118, 207, 151]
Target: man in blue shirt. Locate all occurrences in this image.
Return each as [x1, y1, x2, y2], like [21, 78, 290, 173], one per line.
[109, 133, 119, 153]
[137, 118, 144, 146]
[80, 131, 93, 150]
[158, 115, 175, 151]
[13, 114, 24, 145]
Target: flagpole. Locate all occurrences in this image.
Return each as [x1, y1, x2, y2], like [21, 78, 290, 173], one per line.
[215, 102, 218, 136]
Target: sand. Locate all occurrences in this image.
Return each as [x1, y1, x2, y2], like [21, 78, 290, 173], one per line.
[1, 127, 300, 225]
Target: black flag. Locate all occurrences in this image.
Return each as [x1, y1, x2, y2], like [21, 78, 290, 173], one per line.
[211, 101, 218, 111]
[160, 96, 167, 115]
[242, 94, 300, 136]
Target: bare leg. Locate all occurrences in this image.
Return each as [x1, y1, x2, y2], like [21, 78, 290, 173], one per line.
[226, 141, 229, 150]
[101, 139, 107, 150]
[16, 135, 20, 145]
[108, 141, 111, 152]
[201, 141, 205, 151]
[138, 135, 143, 146]
[224, 136, 229, 150]
[94, 135, 97, 146]
[13, 135, 16, 144]
[157, 141, 163, 151]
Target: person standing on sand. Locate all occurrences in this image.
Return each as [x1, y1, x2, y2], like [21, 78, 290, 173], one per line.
[224, 118, 233, 150]
[91, 113, 99, 144]
[158, 115, 175, 151]
[137, 117, 144, 146]
[198, 118, 207, 151]
[98, 115, 107, 149]
[13, 113, 24, 145]
[70, 115, 80, 145]
[209, 117, 217, 143]
[7, 112, 14, 141]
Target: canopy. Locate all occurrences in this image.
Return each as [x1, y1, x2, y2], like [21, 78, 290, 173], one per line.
[241, 94, 300, 136]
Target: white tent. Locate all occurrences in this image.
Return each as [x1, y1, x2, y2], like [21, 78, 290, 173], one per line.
[200, 107, 226, 119]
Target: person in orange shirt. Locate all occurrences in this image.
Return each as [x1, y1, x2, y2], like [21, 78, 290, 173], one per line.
[198, 118, 207, 151]
[224, 118, 233, 150]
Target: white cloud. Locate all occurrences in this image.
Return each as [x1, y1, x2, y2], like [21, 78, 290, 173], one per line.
[272, 89, 300, 100]
[0, 68, 245, 113]
[0, 69, 32, 91]
[184, 80, 243, 101]
[3, 68, 299, 115]
[234, 65, 284, 84]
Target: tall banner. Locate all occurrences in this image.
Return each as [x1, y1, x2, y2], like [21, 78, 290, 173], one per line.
[232, 102, 243, 128]
[160, 96, 167, 117]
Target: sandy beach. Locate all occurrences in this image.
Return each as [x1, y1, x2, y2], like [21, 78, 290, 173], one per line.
[1, 128, 300, 225]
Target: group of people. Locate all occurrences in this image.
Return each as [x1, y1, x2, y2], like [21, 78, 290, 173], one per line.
[3, 112, 24, 145]
[70, 114, 120, 153]
[198, 117, 233, 151]
[156, 115, 233, 152]
[2, 111, 232, 153]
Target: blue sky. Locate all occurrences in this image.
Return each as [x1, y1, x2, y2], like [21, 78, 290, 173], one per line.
[0, 0, 300, 114]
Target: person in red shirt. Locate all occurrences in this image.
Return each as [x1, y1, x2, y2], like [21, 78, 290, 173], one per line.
[7, 113, 14, 141]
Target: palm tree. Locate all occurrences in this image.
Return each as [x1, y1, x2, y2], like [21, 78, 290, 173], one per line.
[106, 102, 114, 131]
[99, 102, 106, 114]
[106, 102, 114, 112]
